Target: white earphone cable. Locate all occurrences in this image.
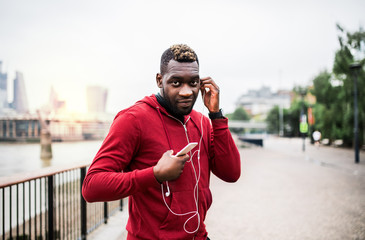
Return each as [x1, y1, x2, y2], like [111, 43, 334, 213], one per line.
[160, 91, 206, 234]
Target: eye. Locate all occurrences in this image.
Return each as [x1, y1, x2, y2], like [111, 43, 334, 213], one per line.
[172, 81, 180, 87]
[190, 79, 199, 86]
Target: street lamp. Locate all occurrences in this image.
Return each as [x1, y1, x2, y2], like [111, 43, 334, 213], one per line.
[349, 62, 361, 164]
[299, 88, 307, 152]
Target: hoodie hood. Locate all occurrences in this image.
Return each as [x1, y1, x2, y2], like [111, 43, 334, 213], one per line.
[137, 94, 205, 150]
[137, 94, 196, 123]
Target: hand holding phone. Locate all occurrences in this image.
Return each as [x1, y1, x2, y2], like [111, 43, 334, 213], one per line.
[153, 143, 198, 182]
[174, 142, 198, 157]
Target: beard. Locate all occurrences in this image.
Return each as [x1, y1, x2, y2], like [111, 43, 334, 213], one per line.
[162, 88, 196, 116]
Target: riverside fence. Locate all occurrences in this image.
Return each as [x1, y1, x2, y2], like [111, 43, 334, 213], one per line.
[0, 164, 123, 240]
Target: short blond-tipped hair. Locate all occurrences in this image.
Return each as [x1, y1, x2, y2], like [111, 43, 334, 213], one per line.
[160, 44, 199, 75]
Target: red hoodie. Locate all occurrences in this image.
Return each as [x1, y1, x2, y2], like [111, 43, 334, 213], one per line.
[82, 95, 241, 239]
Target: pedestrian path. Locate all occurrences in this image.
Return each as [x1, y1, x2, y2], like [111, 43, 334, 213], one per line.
[88, 203, 128, 240]
[89, 137, 365, 240]
[205, 137, 365, 239]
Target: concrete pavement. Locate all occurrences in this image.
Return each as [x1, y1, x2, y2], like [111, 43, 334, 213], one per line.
[205, 136, 365, 240]
[90, 137, 365, 240]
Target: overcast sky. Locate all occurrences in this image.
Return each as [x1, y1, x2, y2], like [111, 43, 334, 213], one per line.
[0, 0, 364, 113]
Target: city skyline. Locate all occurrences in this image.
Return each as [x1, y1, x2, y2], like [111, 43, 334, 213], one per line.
[0, 63, 30, 114]
[0, 0, 364, 113]
[0, 61, 8, 109]
[0, 64, 108, 116]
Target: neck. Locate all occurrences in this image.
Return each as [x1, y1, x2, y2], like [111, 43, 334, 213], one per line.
[155, 93, 185, 122]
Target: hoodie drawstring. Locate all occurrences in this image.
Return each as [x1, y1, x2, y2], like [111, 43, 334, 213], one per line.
[156, 107, 173, 150]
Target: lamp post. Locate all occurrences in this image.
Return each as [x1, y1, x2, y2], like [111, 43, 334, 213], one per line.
[299, 88, 307, 152]
[349, 62, 361, 164]
[279, 105, 284, 137]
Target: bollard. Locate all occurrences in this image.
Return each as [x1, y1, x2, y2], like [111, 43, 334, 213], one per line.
[40, 129, 52, 159]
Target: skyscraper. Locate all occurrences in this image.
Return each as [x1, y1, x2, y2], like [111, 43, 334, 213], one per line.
[12, 71, 29, 113]
[48, 86, 65, 112]
[86, 86, 108, 113]
[0, 61, 8, 109]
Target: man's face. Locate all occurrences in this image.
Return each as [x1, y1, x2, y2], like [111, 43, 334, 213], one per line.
[156, 60, 200, 116]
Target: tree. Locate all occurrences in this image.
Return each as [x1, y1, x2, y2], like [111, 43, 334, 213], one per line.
[311, 71, 336, 108]
[333, 24, 365, 146]
[309, 24, 365, 146]
[266, 106, 280, 134]
[226, 107, 250, 121]
[226, 107, 250, 134]
[286, 99, 303, 137]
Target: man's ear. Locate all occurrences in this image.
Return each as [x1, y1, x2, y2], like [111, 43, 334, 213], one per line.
[156, 73, 163, 88]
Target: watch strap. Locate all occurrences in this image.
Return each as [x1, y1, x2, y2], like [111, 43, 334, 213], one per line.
[209, 109, 224, 119]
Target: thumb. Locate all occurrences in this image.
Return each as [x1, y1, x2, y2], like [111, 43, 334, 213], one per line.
[166, 149, 174, 156]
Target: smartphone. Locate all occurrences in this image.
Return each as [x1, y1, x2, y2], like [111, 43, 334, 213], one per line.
[174, 142, 198, 157]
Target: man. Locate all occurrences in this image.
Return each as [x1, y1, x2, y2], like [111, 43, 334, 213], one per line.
[82, 44, 241, 239]
[312, 130, 321, 146]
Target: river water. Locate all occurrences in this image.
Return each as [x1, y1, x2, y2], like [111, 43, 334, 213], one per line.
[0, 140, 103, 177]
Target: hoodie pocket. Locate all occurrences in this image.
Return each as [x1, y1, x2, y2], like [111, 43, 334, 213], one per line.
[198, 187, 212, 221]
[158, 187, 213, 239]
[159, 190, 200, 239]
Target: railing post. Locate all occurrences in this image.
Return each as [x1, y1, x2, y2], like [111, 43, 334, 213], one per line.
[47, 176, 55, 240]
[80, 167, 87, 240]
[104, 202, 108, 224]
[120, 199, 123, 211]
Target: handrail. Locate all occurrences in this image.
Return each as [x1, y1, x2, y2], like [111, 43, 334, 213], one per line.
[0, 162, 90, 188]
[1, 162, 123, 240]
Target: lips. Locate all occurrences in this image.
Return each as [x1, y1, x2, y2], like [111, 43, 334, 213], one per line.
[177, 99, 193, 108]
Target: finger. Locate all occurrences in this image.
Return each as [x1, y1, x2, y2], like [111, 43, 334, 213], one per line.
[173, 154, 189, 165]
[165, 150, 174, 157]
[175, 153, 189, 160]
[182, 154, 190, 163]
[201, 79, 220, 92]
[200, 76, 211, 81]
[200, 86, 210, 98]
[201, 83, 219, 95]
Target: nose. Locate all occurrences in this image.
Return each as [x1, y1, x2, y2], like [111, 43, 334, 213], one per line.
[179, 84, 193, 97]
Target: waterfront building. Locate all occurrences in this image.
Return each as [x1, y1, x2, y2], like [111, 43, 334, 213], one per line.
[12, 71, 29, 113]
[236, 86, 292, 120]
[86, 86, 108, 113]
[0, 115, 41, 141]
[0, 115, 112, 142]
[0, 61, 8, 109]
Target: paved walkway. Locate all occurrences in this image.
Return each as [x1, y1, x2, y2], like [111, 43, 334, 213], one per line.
[89, 137, 365, 240]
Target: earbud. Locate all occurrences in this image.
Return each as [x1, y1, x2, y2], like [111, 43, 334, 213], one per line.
[165, 184, 171, 197]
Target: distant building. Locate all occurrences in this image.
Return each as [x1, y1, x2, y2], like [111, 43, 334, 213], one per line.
[49, 86, 66, 112]
[86, 86, 108, 113]
[12, 71, 29, 113]
[236, 86, 291, 119]
[0, 61, 8, 109]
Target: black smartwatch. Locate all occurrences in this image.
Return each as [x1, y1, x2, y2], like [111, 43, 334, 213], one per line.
[209, 109, 224, 119]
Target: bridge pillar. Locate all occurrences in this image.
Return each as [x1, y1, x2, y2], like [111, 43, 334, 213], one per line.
[28, 120, 32, 137]
[12, 120, 16, 137]
[40, 129, 52, 159]
[6, 120, 10, 137]
[0, 120, 3, 137]
[34, 121, 39, 137]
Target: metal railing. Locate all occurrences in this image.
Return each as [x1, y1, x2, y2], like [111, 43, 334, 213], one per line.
[0, 164, 123, 240]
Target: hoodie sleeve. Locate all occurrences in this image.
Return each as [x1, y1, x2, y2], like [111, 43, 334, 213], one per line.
[82, 111, 159, 202]
[209, 117, 241, 182]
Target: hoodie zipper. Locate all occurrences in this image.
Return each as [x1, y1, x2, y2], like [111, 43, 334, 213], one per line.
[168, 115, 191, 144]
